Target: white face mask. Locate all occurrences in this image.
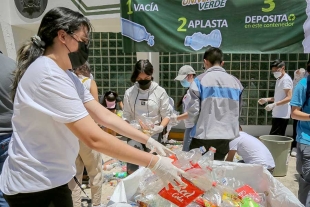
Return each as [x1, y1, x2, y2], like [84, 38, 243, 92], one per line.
[273, 71, 282, 79]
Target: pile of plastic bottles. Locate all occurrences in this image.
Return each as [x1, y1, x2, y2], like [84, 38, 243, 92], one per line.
[132, 147, 267, 207]
[103, 160, 128, 182]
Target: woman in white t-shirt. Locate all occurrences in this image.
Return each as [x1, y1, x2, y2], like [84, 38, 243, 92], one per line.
[2, 7, 184, 207]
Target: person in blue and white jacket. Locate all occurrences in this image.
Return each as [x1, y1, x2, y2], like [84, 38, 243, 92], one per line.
[186, 47, 243, 160]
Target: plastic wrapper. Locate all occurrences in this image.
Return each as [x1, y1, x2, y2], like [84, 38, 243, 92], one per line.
[158, 177, 204, 207]
[169, 110, 180, 127]
[130, 120, 141, 130]
[138, 116, 154, 136]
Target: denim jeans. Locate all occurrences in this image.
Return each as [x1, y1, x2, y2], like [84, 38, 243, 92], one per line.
[0, 134, 11, 207]
[296, 143, 310, 207]
[182, 127, 193, 152]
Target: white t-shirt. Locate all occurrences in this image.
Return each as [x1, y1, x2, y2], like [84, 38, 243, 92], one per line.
[77, 75, 91, 91]
[0, 56, 94, 195]
[229, 132, 275, 169]
[272, 73, 293, 119]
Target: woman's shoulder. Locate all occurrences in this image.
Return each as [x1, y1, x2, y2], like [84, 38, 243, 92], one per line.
[125, 85, 136, 94]
[152, 83, 167, 95]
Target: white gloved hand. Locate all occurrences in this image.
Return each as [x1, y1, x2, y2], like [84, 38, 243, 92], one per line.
[258, 98, 268, 105]
[151, 125, 164, 135]
[150, 155, 186, 190]
[170, 114, 178, 122]
[265, 103, 276, 111]
[169, 114, 179, 126]
[146, 137, 174, 156]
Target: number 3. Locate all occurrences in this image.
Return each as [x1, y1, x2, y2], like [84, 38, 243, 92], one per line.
[262, 0, 275, 12]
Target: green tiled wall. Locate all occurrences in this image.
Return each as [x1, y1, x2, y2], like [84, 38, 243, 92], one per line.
[159, 53, 310, 125]
[88, 32, 136, 99]
[89, 32, 309, 125]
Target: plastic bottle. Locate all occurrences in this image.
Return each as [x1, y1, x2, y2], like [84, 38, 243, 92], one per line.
[103, 173, 115, 182]
[173, 146, 206, 170]
[114, 172, 127, 178]
[103, 160, 126, 171]
[121, 18, 155, 46]
[198, 147, 216, 170]
[221, 177, 244, 190]
[202, 183, 222, 206]
[184, 30, 222, 51]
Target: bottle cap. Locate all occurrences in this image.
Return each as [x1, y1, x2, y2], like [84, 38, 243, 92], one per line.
[209, 147, 216, 153]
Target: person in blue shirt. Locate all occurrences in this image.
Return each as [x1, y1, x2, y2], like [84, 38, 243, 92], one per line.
[291, 63, 310, 206]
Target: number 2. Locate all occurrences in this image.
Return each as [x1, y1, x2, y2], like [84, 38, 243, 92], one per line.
[177, 17, 187, 32]
[127, 0, 133, 15]
[262, 0, 275, 12]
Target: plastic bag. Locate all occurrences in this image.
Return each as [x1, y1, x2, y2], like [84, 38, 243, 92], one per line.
[109, 162, 303, 207]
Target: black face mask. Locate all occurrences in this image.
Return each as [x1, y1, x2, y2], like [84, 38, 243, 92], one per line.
[138, 79, 152, 90]
[66, 41, 89, 69]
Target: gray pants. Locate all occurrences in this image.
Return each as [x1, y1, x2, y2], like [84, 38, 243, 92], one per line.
[296, 143, 310, 207]
[182, 127, 193, 152]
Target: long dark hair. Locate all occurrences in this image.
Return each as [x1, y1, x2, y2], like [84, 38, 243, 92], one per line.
[11, 7, 92, 100]
[130, 59, 154, 83]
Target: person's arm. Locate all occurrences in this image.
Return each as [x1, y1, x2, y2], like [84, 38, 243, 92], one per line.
[89, 80, 99, 102]
[291, 106, 310, 121]
[177, 112, 188, 121]
[66, 115, 185, 189]
[225, 150, 236, 162]
[186, 79, 201, 124]
[265, 79, 293, 111]
[291, 80, 307, 120]
[122, 90, 133, 123]
[85, 100, 174, 156]
[160, 117, 170, 128]
[119, 101, 124, 110]
[66, 115, 155, 166]
[159, 91, 172, 128]
[85, 100, 148, 144]
[275, 89, 292, 106]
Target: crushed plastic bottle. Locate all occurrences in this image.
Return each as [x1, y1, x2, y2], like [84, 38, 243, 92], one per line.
[121, 18, 155, 46]
[221, 177, 244, 190]
[103, 159, 126, 171]
[103, 173, 117, 182]
[135, 194, 177, 207]
[184, 167, 213, 191]
[138, 169, 164, 196]
[184, 30, 222, 51]
[173, 147, 206, 170]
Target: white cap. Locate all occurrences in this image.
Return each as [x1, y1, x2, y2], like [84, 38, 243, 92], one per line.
[174, 65, 196, 81]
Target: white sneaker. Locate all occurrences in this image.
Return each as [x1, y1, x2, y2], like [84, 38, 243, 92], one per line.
[291, 147, 297, 157]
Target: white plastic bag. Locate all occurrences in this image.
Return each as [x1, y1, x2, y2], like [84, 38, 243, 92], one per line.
[108, 162, 304, 207]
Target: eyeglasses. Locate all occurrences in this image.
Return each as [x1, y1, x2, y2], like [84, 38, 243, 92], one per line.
[70, 33, 91, 48]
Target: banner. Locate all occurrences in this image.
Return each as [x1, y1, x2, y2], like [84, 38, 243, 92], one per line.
[120, 0, 310, 53]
